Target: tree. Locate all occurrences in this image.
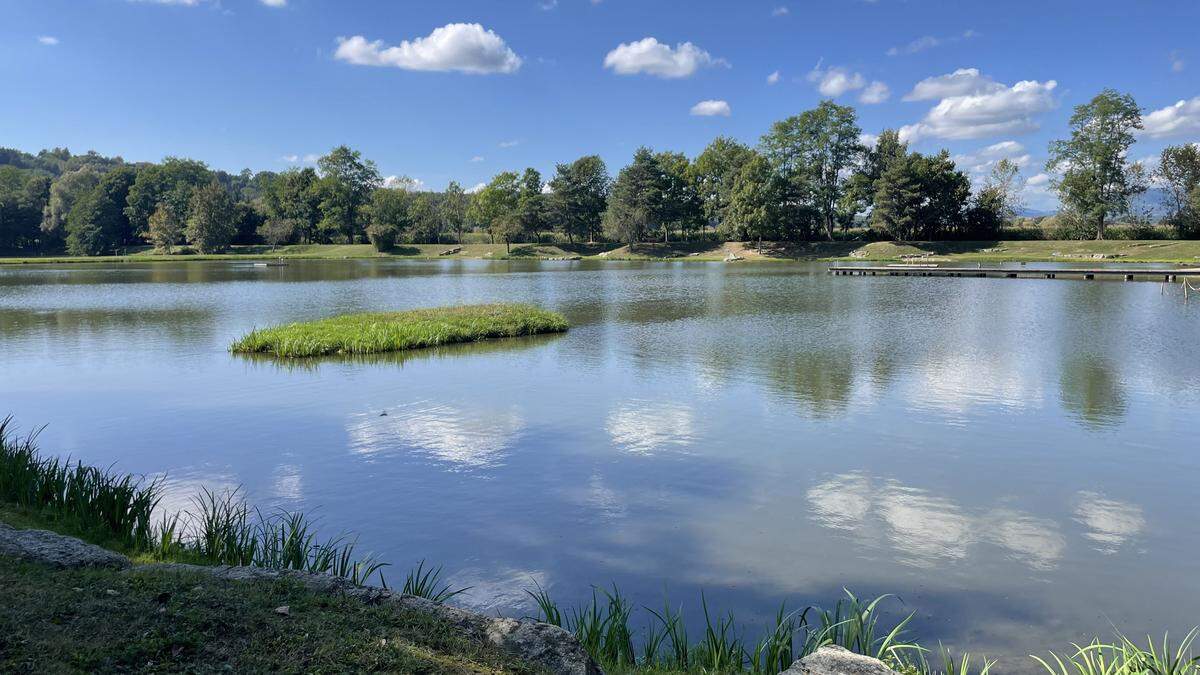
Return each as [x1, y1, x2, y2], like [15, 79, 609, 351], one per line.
[724, 154, 785, 247]
[0, 167, 49, 252]
[264, 168, 321, 243]
[124, 157, 211, 237]
[517, 168, 548, 242]
[185, 180, 236, 253]
[65, 166, 137, 256]
[688, 137, 756, 230]
[1046, 89, 1146, 240]
[871, 151, 971, 241]
[257, 217, 297, 250]
[315, 146, 382, 243]
[41, 166, 100, 245]
[407, 192, 440, 243]
[467, 172, 521, 252]
[366, 186, 412, 251]
[1155, 144, 1200, 236]
[146, 202, 183, 252]
[603, 148, 661, 245]
[844, 129, 907, 216]
[652, 151, 704, 241]
[439, 181, 470, 243]
[761, 101, 863, 240]
[548, 155, 610, 243]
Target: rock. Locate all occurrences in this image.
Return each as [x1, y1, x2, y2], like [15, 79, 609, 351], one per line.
[105, 589, 119, 596]
[0, 522, 130, 570]
[781, 646, 899, 675]
[486, 618, 603, 675]
[275, 605, 290, 616]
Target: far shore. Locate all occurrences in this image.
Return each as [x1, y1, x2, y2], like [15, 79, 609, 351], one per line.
[3, 239, 1200, 265]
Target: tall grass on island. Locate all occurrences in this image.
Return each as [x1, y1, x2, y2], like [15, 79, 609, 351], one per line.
[3, 418, 1197, 674]
[230, 303, 569, 358]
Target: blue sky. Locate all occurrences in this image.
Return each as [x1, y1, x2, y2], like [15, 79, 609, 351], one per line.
[3, 0, 1199, 208]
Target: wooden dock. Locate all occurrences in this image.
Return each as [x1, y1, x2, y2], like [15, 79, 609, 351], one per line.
[828, 264, 1200, 282]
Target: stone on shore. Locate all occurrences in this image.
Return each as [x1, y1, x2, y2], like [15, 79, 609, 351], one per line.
[781, 645, 899, 675]
[0, 522, 131, 570]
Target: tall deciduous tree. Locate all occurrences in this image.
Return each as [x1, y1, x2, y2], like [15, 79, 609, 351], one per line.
[871, 151, 970, 241]
[146, 203, 183, 253]
[264, 168, 320, 243]
[724, 154, 785, 247]
[1155, 144, 1200, 235]
[603, 148, 661, 245]
[518, 168, 547, 242]
[41, 166, 100, 244]
[653, 151, 704, 241]
[315, 146, 381, 243]
[548, 155, 610, 244]
[844, 129, 907, 216]
[689, 137, 756, 231]
[124, 157, 211, 237]
[467, 171, 521, 252]
[1046, 89, 1146, 240]
[65, 166, 137, 256]
[185, 180, 236, 253]
[439, 180, 470, 243]
[761, 101, 863, 240]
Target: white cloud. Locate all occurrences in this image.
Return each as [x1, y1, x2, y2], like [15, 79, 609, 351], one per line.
[953, 140, 1032, 185]
[772, 6, 789, 16]
[807, 66, 866, 97]
[690, 99, 731, 117]
[539, 0, 558, 8]
[128, 0, 203, 5]
[498, 139, 520, 148]
[281, 153, 318, 164]
[903, 68, 1002, 101]
[260, 0, 286, 6]
[281, 154, 299, 163]
[603, 37, 727, 78]
[334, 23, 522, 75]
[767, 70, 781, 85]
[1170, 50, 1185, 73]
[1140, 96, 1200, 138]
[859, 81, 890, 104]
[899, 73, 1057, 142]
[382, 175, 425, 191]
[859, 133, 879, 149]
[887, 29, 977, 57]
[470, 155, 485, 163]
[466, 182, 487, 194]
[37, 35, 59, 46]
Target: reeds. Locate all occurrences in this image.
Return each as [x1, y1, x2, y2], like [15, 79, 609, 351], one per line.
[230, 303, 569, 357]
[1, 418, 386, 586]
[1032, 629, 1199, 675]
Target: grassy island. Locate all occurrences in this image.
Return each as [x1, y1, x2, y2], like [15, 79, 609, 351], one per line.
[230, 303, 568, 358]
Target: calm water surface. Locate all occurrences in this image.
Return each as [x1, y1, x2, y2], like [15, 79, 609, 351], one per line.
[2, 259, 1198, 668]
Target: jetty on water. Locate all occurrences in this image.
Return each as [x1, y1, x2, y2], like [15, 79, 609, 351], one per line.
[828, 264, 1200, 282]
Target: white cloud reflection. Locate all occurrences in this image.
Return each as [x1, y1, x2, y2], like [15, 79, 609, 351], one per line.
[347, 401, 525, 469]
[606, 401, 696, 455]
[1074, 491, 1145, 553]
[806, 473, 1067, 570]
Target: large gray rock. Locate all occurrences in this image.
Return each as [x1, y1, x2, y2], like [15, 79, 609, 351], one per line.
[782, 645, 899, 675]
[0, 522, 131, 569]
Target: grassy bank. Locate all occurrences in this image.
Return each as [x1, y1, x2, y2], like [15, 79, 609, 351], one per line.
[0, 557, 533, 674]
[230, 304, 569, 358]
[4, 240, 1200, 265]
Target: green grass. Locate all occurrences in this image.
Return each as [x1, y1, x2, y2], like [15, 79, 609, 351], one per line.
[230, 303, 569, 358]
[0, 556, 534, 674]
[835, 240, 1200, 264]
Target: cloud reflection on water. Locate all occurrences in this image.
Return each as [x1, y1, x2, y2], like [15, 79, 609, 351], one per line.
[346, 401, 525, 470]
[606, 400, 696, 455]
[807, 473, 1070, 571]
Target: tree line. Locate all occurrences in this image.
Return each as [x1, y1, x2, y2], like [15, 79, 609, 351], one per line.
[2, 90, 1198, 256]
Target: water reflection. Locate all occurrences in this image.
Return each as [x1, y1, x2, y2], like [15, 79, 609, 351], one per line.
[606, 400, 696, 454]
[347, 402, 525, 470]
[806, 473, 1069, 571]
[1059, 356, 1128, 430]
[1073, 491, 1145, 553]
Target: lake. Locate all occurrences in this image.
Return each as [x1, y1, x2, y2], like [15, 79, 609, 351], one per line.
[2, 259, 1198, 668]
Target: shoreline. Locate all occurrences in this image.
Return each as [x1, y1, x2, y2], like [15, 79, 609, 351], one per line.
[4, 239, 1200, 266]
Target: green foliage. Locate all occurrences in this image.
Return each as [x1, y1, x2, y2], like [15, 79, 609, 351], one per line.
[185, 180, 236, 253]
[1047, 89, 1146, 240]
[1156, 145, 1200, 237]
[230, 303, 569, 357]
[315, 145, 382, 243]
[402, 559, 470, 603]
[0, 166, 49, 252]
[263, 167, 321, 243]
[440, 180, 470, 243]
[761, 101, 864, 240]
[1032, 629, 1199, 675]
[690, 136, 757, 226]
[549, 155, 610, 243]
[724, 154, 785, 243]
[257, 217, 297, 248]
[124, 157, 211, 237]
[468, 171, 522, 251]
[872, 151, 971, 241]
[518, 167, 548, 241]
[40, 165, 101, 242]
[146, 202, 183, 252]
[65, 165, 136, 255]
